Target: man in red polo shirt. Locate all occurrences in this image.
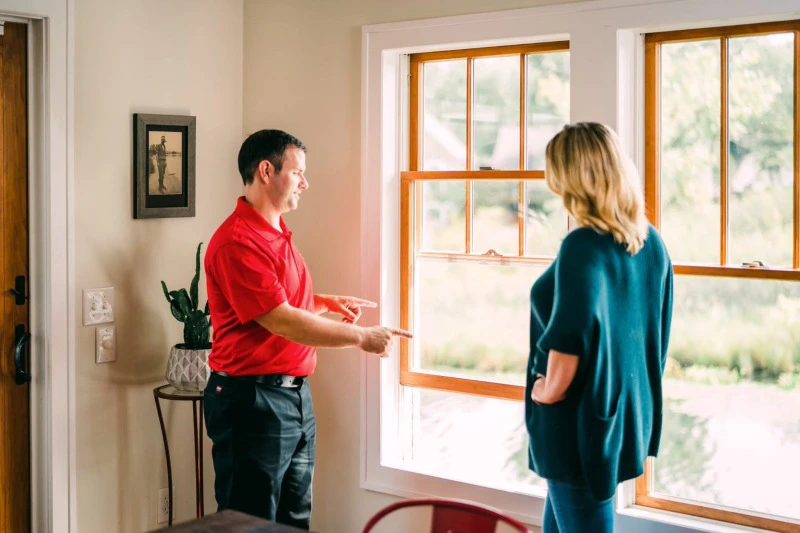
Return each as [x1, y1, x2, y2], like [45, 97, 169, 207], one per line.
[203, 130, 410, 530]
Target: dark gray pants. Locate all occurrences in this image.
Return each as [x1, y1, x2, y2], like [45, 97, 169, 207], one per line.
[204, 372, 316, 530]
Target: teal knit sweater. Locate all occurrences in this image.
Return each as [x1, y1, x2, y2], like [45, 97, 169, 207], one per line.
[525, 225, 673, 501]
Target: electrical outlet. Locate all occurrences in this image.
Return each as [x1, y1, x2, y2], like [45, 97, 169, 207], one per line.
[157, 488, 170, 524]
[82, 287, 114, 325]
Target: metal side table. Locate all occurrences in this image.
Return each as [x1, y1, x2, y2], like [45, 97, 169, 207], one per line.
[153, 384, 206, 526]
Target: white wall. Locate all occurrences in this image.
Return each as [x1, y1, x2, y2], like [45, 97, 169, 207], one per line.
[243, 1, 586, 532]
[74, 0, 243, 530]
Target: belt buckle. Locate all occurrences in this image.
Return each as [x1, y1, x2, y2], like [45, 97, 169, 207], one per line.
[275, 375, 297, 388]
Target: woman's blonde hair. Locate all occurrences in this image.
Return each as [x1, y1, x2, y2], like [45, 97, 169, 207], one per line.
[545, 122, 648, 254]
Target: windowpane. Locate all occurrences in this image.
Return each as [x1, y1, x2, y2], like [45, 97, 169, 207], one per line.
[423, 60, 466, 170]
[413, 258, 546, 384]
[659, 40, 721, 264]
[526, 52, 570, 170]
[526, 180, 568, 256]
[421, 181, 466, 252]
[473, 181, 519, 256]
[727, 33, 794, 268]
[654, 275, 800, 520]
[407, 388, 544, 493]
[473, 56, 520, 170]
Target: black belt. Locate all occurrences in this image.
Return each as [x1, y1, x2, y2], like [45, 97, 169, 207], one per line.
[212, 371, 306, 388]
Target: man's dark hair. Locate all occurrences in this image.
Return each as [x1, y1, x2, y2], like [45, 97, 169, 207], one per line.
[238, 129, 306, 185]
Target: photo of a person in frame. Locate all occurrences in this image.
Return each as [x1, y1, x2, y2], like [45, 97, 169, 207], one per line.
[148, 131, 184, 195]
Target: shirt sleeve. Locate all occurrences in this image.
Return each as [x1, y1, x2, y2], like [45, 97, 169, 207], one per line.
[536, 234, 603, 360]
[211, 242, 288, 324]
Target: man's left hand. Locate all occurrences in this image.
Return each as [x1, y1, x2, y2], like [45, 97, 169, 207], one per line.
[314, 294, 377, 324]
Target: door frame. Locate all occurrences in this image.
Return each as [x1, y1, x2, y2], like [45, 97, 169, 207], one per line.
[0, 2, 75, 532]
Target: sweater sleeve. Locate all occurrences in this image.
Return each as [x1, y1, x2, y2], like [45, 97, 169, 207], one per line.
[660, 259, 674, 374]
[536, 233, 603, 360]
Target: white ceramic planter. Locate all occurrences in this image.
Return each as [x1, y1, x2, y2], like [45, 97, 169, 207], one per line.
[166, 345, 211, 391]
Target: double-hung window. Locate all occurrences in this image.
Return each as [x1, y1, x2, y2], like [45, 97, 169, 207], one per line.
[640, 19, 800, 532]
[397, 42, 570, 491]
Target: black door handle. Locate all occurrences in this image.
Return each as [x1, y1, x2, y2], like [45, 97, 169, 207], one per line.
[14, 324, 31, 385]
[9, 275, 28, 305]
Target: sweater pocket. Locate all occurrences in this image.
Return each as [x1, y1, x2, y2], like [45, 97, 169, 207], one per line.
[527, 400, 579, 479]
[582, 409, 623, 501]
[585, 410, 623, 465]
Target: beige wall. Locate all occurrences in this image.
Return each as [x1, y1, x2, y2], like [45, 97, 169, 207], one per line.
[70, 0, 592, 530]
[242, 1, 583, 531]
[74, 0, 243, 530]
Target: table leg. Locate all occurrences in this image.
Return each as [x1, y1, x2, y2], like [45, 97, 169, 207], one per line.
[192, 400, 200, 518]
[199, 399, 205, 516]
[154, 392, 174, 526]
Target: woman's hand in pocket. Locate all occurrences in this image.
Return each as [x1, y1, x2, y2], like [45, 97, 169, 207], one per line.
[531, 374, 548, 405]
[532, 350, 579, 404]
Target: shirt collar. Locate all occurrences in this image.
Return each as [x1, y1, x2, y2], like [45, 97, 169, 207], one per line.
[235, 196, 292, 241]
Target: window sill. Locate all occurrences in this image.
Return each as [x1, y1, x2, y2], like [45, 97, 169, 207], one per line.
[617, 505, 773, 533]
[363, 466, 781, 533]
[361, 460, 547, 526]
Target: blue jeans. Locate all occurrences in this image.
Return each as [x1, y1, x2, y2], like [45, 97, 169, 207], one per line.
[543, 480, 614, 533]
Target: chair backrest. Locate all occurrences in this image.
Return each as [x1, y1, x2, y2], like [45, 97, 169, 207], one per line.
[362, 498, 532, 533]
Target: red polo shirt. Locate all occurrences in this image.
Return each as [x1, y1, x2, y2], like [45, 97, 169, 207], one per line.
[205, 197, 316, 376]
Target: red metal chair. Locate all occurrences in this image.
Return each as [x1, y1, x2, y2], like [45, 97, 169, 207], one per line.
[362, 498, 532, 533]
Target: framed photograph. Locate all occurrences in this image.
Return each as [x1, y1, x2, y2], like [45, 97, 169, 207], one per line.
[133, 113, 196, 219]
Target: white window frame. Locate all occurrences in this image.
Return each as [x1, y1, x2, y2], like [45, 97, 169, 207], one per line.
[360, 0, 800, 529]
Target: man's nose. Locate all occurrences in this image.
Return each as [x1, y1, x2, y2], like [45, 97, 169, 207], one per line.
[300, 174, 309, 190]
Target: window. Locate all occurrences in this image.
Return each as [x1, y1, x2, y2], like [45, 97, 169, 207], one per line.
[640, 20, 800, 532]
[399, 42, 570, 490]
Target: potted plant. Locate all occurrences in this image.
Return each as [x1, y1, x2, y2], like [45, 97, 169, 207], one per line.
[161, 242, 212, 391]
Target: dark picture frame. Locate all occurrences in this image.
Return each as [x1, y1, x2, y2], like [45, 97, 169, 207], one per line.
[133, 113, 196, 219]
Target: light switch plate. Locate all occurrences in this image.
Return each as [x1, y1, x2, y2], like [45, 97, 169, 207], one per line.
[96, 325, 116, 363]
[83, 287, 114, 325]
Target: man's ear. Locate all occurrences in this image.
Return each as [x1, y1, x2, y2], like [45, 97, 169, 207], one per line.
[258, 160, 272, 183]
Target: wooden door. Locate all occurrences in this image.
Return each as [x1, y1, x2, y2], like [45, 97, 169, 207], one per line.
[0, 22, 30, 533]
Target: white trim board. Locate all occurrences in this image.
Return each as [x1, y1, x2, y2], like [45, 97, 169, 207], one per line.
[0, 1, 74, 532]
[360, 0, 800, 530]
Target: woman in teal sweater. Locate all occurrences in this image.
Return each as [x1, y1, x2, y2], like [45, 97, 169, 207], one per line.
[526, 123, 673, 533]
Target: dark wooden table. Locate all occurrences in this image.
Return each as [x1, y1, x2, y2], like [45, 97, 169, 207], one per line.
[153, 384, 206, 526]
[152, 510, 308, 532]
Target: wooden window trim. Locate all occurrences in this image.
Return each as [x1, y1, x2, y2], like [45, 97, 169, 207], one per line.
[403, 42, 569, 399]
[673, 264, 800, 281]
[720, 36, 729, 265]
[637, 460, 800, 533]
[400, 370, 524, 401]
[645, 19, 800, 45]
[641, 19, 800, 531]
[519, 53, 529, 255]
[402, 170, 544, 181]
[414, 251, 555, 265]
[412, 41, 569, 63]
[794, 29, 800, 269]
